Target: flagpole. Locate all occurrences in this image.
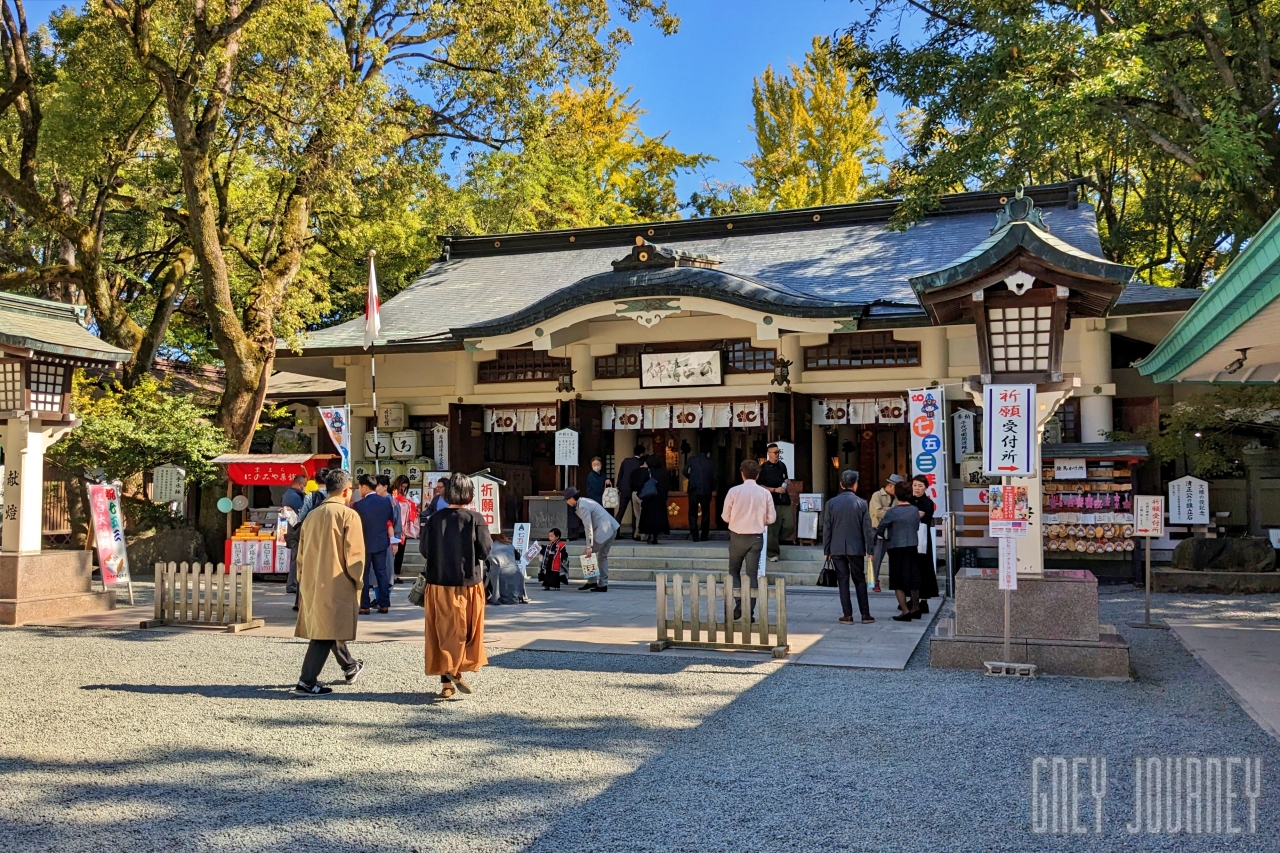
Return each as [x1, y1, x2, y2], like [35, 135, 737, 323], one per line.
[366, 249, 381, 476]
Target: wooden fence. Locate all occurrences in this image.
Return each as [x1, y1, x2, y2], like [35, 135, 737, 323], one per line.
[141, 562, 264, 633]
[651, 572, 789, 658]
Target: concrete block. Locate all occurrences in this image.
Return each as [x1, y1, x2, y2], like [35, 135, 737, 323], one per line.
[954, 569, 1099, 641]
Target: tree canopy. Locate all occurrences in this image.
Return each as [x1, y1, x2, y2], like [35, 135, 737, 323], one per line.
[844, 1, 1280, 288]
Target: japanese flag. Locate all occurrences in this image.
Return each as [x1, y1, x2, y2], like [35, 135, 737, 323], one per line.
[363, 252, 381, 350]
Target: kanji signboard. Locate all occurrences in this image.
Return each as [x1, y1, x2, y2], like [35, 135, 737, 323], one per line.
[1168, 476, 1210, 526]
[908, 387, 948, 515]
[983, 384, 1036, 478]
[1134, 496, 1164, 537]
[554, 428, 579, 467]
[466, 475, 502, 534]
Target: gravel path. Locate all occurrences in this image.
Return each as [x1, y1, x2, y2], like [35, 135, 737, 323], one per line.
[1, 592, 1277, 852]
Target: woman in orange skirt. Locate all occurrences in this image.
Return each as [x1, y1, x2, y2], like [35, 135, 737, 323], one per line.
[418, 472, 492, 697]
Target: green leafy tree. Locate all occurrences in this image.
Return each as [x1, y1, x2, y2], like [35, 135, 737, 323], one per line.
[746, 35, 884, 209]
[844, 1, 1280, 287]
[1144, 386, 1280, 479]
[454, 83, 710, 234]
[89, 0, 676, 451]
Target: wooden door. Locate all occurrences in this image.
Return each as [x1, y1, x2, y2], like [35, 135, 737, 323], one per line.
[790, 391, 813, 491]
[568, 398, 604, 491]
[768, 392, 792, 443]
[448, 403, 486, 475]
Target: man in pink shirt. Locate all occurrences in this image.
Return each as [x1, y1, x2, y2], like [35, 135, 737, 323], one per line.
[720, 458, 776, 620]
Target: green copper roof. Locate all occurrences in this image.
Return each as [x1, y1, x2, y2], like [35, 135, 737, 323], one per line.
[0, 292, 131, 363]
[1136, 207, 1280, 383]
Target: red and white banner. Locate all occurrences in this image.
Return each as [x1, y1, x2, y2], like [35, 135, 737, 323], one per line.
[907, 387, 949, 516]
[88, 482, 131, 586]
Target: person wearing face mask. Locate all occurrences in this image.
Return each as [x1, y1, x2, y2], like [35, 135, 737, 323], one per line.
[584, 456, 611, 504]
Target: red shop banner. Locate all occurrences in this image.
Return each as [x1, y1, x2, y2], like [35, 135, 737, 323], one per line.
[225, 462, 310, 486]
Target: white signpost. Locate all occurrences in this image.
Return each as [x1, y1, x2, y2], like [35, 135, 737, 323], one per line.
[952, 408, 977, 458]
[1168, 476, 1210, 526]
[1131, 495, 1167, 630]
[983, 384, 1036, 477]
[432, 424, 450, 472]
[512, 522, 532, 575]
[152, 464, 186, 514]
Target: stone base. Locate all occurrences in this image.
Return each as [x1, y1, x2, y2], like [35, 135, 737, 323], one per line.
[930, 617, 1132, 679]
[931, 568, 1130, 679]
[1153, 567, 1280, 595]
[0, 552, 116, 626]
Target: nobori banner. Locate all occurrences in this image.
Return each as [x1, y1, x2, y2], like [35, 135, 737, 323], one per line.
[983, 384, 1036, 478]
[907, 388, 949, 516]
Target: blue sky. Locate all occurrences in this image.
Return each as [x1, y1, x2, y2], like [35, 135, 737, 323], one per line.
[614, 0, 908, 204]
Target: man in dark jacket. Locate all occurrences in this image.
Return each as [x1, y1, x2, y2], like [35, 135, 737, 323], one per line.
[758, 443, 791, 561]
[823, 469, 876, 624]
[282, 474, 308, 595]
[352, 474, 402, 614]
[615, 444, 647, 540]
[683, 446, 716, 541]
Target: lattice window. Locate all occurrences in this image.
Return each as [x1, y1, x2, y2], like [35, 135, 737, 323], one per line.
[27, 361, 67, 412]
[723, 340, 775, 373]
[804, 331, 921, 369]
[477, 349, 570, 383]
[1058, 398, 1080, 444]
[0, 361, 21, 409]
[988, 305, 1051, 373]
[595, 344, 644, 379]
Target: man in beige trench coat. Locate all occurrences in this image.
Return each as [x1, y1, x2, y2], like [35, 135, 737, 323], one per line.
[294, 469, 367, 696]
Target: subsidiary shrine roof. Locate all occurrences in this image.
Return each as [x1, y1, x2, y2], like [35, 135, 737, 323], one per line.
[0, 292, 131, 363]
[293, 183, 1198, 356]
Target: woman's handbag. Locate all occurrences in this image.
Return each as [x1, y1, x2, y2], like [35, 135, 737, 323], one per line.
[407, 573, 428, 607]
[601, 486, 620, 509]
[917, 523, 930, 555]
[638, 475, 659, 500]
[816, 557, 838, 588]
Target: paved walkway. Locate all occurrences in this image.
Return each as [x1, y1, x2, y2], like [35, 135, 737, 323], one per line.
[35, 578, 939, 670]
[1161, 594, 1280, 743]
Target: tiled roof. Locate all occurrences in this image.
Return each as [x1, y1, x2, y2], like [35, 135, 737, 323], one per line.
[0, 292, 132, 363]
[293, 184, 1189, 354]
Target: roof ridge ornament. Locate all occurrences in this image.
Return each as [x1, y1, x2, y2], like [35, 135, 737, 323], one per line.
[611, 239, 722, 271]
[991, 185, 1048, 235]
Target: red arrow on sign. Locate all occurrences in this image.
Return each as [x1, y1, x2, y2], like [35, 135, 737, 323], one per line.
[997, 466, 1019, 471]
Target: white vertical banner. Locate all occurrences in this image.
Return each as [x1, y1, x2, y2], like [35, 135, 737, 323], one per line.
[998, 536, 1018, 590]
[982, 385, 1036, 477]
[952, 409, 977, 457]
[467, 475, 502, 534]
[907, 388, 949, 516]
[432, 424, 449, 471]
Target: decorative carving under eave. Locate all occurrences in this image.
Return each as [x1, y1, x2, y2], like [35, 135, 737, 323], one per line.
[463, 340, 483, 352]
[616, 298, 680, 328]
[833, 319, 859, 332]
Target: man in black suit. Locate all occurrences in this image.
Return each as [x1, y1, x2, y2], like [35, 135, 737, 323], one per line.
[683, 445, 716, 541]
[822, 469, 876, 624]
[615, 444, 647, 540]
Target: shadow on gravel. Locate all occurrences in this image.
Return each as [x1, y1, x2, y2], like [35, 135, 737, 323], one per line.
[80, 682, 436, 705]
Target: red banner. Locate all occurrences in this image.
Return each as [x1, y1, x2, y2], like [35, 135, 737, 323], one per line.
[225, 461, 325, 485]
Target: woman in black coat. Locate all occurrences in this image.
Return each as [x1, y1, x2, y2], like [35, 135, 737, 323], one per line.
[634, 457, 670, 543]
[910, 474, 940, 612]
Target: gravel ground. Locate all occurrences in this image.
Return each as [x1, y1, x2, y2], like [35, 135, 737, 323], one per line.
[0, 591, 1277, 852]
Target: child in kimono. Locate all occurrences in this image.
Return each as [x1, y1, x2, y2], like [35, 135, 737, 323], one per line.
[539, 528, 569, 590]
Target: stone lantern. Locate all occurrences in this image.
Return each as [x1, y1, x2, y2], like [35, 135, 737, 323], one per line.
[0, 293, 131, 624]
[909, 190, 1139, 678]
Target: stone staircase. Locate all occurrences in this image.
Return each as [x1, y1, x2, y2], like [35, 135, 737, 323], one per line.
[402, 538, 827, 585]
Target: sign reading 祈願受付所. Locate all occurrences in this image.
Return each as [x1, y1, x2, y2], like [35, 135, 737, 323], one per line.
[983, 384, 1036, 478]
[1134, 496, 1164, 537]
[1168, 476, 1210, 526]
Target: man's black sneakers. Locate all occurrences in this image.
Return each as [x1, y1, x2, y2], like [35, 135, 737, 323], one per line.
[295, 681, 333, 696]
[345, 661, 365, 684]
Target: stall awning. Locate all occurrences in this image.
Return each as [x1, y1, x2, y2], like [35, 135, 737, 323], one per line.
[211, 454, 336, 485]
[1042, 442, 1149, 462]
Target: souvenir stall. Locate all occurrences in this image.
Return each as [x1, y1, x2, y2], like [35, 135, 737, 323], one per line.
[210, 454, 335, 576]
[1040, 442, 1148, 583]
